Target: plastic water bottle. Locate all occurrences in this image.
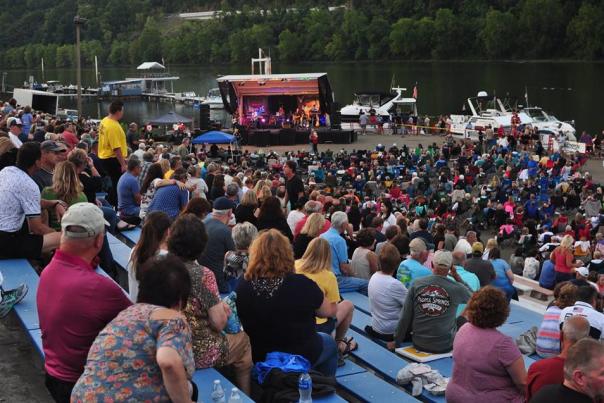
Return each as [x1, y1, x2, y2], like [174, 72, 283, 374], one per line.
[211, 380, 226, 403]
[227, 387, 242, 403]
[298, 373, 312, 403]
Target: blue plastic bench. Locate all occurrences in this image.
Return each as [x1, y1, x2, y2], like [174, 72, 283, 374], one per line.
[106, 233, 132, 272]
[120, 227, 141, 246]
[0, 259, 41, 331]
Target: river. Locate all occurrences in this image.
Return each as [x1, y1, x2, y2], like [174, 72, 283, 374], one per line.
[4, 61, 603, 133]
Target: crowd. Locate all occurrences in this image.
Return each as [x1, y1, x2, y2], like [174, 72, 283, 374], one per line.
[0, 99, 603, 402]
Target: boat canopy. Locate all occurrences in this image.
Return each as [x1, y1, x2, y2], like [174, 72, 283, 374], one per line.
[137, 62, 166, 70]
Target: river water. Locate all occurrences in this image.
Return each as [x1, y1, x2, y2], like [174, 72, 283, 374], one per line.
[4, 61, 603, 133]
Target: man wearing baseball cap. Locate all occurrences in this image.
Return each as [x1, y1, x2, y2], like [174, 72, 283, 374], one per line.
[463, 241, 496, 287]
[199, 196, 236, 293]
[570, 266, 599, 290]
[37, 202, 131, 402]
[390, 250, 473, 353]
[32, 140, 67, 191]
[8, 117, 23, 148]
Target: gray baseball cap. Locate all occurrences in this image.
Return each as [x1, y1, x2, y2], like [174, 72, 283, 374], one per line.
[61, 203, 109, 238]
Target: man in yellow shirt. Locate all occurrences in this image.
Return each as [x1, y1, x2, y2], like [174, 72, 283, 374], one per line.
[98, 101, 127, 206]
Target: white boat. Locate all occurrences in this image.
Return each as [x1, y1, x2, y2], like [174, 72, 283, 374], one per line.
[519, 106, 576, 140]
[340, 87, 410, 122]
[201, 88, 225, 109]
[449, 92, 533, 139]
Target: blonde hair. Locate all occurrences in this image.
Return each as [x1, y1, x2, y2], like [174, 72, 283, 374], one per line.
[0, 137, 15, 156]
[259, 185, 272, 203]
[253, 179, 267, 193]
[240, 189, 258, 207]
[51, 161, 83, 204]
[245, 229, 294, 280]
[300, 213, 325, 238]
[560, 234, 574, 249]
[485, 238, 498, 250]
[159, 159, 170, 174]
[68, 148, 88, 169]
[297, 238, 332, 274]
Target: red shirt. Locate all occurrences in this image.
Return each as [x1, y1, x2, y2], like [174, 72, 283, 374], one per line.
[37, 250, 132, 382]
[526, 356, 564, 401]
[293, 215, 331, 238]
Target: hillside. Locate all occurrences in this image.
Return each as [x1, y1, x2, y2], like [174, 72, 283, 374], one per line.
[1, 0, 603, 69]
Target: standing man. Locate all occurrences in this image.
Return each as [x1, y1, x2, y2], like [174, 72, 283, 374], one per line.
[359, 111, 368, 135]
[284, 160, 304, 212]
[98, 101, 127, 207]
[200, 197, 236, 293]
[37, 203, 131, 402]
[125, 122, 139, 150]
[309, 130, 319, 155]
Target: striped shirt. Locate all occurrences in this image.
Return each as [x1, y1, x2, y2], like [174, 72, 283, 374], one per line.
[535, 306, 562, 358]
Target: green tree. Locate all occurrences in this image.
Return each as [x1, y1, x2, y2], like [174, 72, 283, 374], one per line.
[518, 0, 565, 58]
[566, 3, 604, 59]
[55, 44, 74, 67]
[480, 9, 518, 58]
[390, 17, 434, 59]
[278, 29, 304, 61]
[432, 8, 462, 59]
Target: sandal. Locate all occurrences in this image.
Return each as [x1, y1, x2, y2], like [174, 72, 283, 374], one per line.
[117, 221, 136, 231]
[336, 336, 358, 357]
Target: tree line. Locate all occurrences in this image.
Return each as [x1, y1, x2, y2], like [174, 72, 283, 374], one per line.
[1, 0, 603, 70]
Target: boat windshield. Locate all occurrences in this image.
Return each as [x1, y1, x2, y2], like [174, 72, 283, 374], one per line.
[207, 88, 221, 98]
[524, 108, 550, 122]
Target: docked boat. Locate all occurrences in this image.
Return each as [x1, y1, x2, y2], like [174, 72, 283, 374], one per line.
[340, 87, 411, 122]
[201, 88, 226, 109]
[519, 106, 576, 140]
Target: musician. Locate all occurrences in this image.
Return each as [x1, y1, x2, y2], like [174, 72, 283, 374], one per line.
[277, 105, 285, 117]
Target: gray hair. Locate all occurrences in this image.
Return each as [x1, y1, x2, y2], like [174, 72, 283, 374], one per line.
[331, 211, 348, 230]
[562, 315, 590, 344]
[226, 183, 240, 197]
[304, 200, 322, 214]
[231, 222, 258, 250]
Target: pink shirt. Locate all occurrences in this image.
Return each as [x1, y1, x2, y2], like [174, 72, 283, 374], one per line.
[446, 323, 523, 403]
[37, 250, 132, 382]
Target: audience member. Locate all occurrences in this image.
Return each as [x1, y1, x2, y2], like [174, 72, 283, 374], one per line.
[464, 242, 496, 287]
[559, 285, 604, 340]
[117, 158, 142, 225]
[224, 222, 258, 290]
[294, 212, 325, 259]
[350, 228, 379, 279]
[396, 238, 431, 287]
[147, 168, 190, 220]
[536, 282, 578, 358]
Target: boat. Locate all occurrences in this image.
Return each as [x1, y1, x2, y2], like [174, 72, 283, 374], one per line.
[340, 87, 410, 122]
[201, 88, 226, 109]
[519, 106, 576, 140]
[449, 91, 533, 139]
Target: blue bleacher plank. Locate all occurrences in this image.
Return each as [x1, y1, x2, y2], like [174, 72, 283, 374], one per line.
[342, 292, 371, 314]
[336, 359, 367, 378]
[106, 233, 132, 271]
[0, 259, 40, 330]
[315, 392, 348, 403]
[193, 368, 254, 403]
[336, 371, 421, 403]
[121, 227, 141, 246]
[508, 301, 544, 326]
[29, 328, 44, 357]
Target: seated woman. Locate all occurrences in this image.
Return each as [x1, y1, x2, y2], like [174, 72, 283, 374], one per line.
[256, 196, 293, 241]
[446, 286, 526, 403]
[71, 254, 197, 402]
[488, 247, 516, 301]
[350, 228, 379, 279]
[168, 214, 252, 394]
[224, 222, 258, 291]
[293, 213, 325, 259]
[366, 243, 407, 341]
[295, 238, 357, 361]
[127, 211, 171, 301]
[139, 163, 188, 221]
[41, 161, 87, 230]
[234, 190, 258, 227]
[535, 282, 578, 358]
[236, 229, 338, 376]
[181, 197, 212, 221]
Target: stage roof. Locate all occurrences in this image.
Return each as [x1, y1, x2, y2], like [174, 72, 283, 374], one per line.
[217, 73, 328, 97]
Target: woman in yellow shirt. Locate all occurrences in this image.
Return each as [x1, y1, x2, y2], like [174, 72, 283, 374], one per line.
[295, 238, 358, 360]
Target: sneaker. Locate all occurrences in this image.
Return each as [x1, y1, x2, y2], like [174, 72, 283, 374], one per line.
[0, 283, 29, 318]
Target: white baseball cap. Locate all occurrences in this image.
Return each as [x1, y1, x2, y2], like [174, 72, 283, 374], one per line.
[61, 203, 109, 238]
[575, 267, 589, 277]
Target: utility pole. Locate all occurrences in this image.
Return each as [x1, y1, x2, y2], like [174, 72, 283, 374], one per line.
[74, 15, 87, 118]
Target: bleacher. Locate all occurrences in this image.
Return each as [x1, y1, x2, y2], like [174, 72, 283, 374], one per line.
[1, 231, 546, 402]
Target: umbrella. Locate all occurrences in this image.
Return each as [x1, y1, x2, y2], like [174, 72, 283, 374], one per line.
[149, 111, 192, 126]
[192, 131, 235, 144]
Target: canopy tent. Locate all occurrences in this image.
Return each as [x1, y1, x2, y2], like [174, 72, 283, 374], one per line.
[137, 62, 166, 70]
[149, 111, 192, 126]
[192, 131, 235, 144]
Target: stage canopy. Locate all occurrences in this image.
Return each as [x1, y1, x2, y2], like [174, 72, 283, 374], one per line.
[149, 111, 192, 125]
[192, 131, 235, 144]
[216, 73, 333, 115]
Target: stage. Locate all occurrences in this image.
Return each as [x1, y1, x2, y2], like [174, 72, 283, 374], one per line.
[239, 127, 357, 147]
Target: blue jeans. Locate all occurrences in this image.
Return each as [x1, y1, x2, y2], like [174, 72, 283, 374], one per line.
[100, 205, 118, 234]
[312, 332, 337, 377]
[337, 275, 368, 295]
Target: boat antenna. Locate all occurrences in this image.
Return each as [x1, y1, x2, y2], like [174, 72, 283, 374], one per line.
[524, 85, 529, 107]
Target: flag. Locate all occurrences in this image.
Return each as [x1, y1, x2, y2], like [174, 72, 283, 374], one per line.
[412, 84, 418, 99]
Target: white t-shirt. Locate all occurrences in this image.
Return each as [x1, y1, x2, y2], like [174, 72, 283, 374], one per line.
[368, 272, 408, 335]
[454, 238, 472, 256]
[559, 301, 604, 340]
[0, 166, 41, 232]
[523, 257, 540, 280]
